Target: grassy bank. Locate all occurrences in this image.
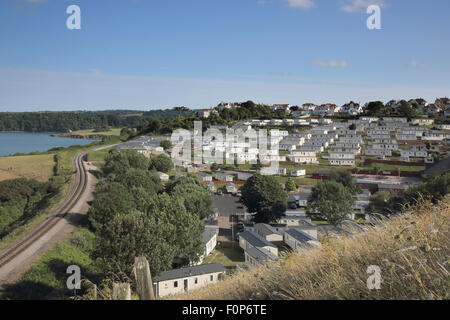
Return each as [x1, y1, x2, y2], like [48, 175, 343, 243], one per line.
[172, 197, 450, 300]
[0, 227, 99, 300]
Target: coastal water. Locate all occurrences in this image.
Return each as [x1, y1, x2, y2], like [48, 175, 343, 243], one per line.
[0, 132, 96, 157]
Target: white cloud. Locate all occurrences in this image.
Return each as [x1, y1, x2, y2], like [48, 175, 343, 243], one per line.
[410, 60, 425, 68]
[340, 0, 388, 13]
[285, 0, 315, 9]
[310, 60, 349, 68]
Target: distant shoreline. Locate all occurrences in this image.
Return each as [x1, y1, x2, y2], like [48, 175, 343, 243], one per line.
[50, 133, 106, 141]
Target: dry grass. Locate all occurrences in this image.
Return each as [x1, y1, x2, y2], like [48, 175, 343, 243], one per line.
[0, 154, 55, 182]
[171, 197, 450, 300]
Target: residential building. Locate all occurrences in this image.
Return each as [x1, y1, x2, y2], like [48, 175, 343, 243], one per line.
[254, 224, 283, 243]
[158, 172, 169, 182]
[239, 230, 278, 256]
[196, 109, 218, 118]
[244, 246, 278, 268]
[152, 263, 225, 298]
[291, 169, 306, 177]
[284, 229, 321, 254]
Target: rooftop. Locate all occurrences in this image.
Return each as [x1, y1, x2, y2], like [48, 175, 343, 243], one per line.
[246, 246, 278, 263]
[255, 223, 282, 237]
[240, 230, 277, 249]
[285, 228, 316, 242]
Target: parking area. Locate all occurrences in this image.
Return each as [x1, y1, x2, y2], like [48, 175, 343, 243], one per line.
[213, 194, 246, 242]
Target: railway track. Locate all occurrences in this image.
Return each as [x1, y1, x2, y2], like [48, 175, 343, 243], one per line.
[0, 150, 89, 269]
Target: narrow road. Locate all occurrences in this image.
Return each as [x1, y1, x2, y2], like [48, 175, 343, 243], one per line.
[424, 152, 450, 175]
[0, 145, 114, 286]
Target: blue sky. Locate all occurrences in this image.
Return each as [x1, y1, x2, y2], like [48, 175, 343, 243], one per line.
[0, 0, 449, 111]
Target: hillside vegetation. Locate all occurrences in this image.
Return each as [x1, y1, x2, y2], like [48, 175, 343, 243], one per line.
[172, 197, 449, 300]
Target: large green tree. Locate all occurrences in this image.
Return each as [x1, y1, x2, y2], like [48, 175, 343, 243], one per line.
[241, 174, 287, 223]
[149, 154, 174, 173]
[285, 178, 297, 192]
[103, 150, 150, 176]
[328, 169, 361, 195]
[88, 182, 137, 230]
[166, 174, 214, 220]
[307, 181, 355, 226]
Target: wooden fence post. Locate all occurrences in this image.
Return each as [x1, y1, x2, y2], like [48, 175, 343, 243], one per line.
[133, 256, 155, 300]
[112, 283, 131, 300]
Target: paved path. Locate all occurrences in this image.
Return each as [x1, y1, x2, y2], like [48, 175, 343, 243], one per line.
[424, 152, 450, 175]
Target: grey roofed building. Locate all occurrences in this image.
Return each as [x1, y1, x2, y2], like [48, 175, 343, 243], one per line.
[254, 223, 282, 238]
[202, 229, 218, 244]
[153, 263, 225, 282]
[285, 228, 316, 243]
[239, 230, 277, 249]
[245, 246, 278, 264]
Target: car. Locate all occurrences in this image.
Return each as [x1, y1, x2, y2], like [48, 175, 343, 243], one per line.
[288, 202, 297, 210]
[236, 190, 242, 197]
[217, 190, 223, 196]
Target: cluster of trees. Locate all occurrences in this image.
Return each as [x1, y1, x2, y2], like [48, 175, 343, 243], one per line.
[367, 172, 450, 216]
[364, 100, 421, 118]
[307, 170, 360, 226]
[88, 150, 214, 277]
[0, 178, 52, 237]
[215, 101, 282, 122]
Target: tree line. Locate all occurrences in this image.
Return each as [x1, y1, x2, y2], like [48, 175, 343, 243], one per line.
[0, 109, 193, 133]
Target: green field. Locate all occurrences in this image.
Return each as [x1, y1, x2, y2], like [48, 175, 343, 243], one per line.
[87, 146, 116, 163]
[0, 154, 55, 182]
[71, 128, 122, 137]
[202, 247, 245, 267]
[363, 162, 425, 172]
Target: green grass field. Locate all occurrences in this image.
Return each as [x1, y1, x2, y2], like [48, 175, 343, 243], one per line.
[202, 247, 245, 267]
[363, 162, 425, 172]
[86, 146, 116, 163]
[0, 154, 55, 182]
[71, 128, 122, 137]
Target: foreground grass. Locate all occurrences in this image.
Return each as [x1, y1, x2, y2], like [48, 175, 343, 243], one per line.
[0, 227, 99, 300]
[0, 154, 55, 182]
[172, 197, 450, 300]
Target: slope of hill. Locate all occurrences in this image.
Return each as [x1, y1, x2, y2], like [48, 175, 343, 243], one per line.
[172, 197, 449, 300]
